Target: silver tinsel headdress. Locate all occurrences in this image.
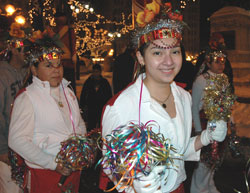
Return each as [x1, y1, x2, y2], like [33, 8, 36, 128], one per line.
[23, 28, 63, 66]
[132, 1, 186, 48]
[196, 50, 227, 77]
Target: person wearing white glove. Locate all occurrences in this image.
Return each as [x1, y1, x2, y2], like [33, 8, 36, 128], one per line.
[191, 47, 230, 193]
[100, 2, 227, 193]
[132, 166, 165, 193]
[200, 120, 228, 146]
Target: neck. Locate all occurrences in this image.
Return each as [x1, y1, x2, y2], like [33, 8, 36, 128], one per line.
[143, 78, 171, 102]
[50, 86, 60, 96]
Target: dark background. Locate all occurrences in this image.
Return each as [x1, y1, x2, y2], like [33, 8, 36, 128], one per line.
[199, 0, 250, 48]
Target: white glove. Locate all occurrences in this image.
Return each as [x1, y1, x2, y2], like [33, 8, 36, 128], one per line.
[211, 120, 227, 142]
[201, 120, 228, 146]
[132, 166, 165, 193]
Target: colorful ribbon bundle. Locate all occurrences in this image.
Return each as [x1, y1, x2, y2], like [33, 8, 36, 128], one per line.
[55, 134, 97, 171]
[99, 121, 181, 192]
[203, 73, 236, 162]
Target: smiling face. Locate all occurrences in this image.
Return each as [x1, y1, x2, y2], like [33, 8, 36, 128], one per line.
[136, 37, 182, 86]
[31, 58, 63, 87]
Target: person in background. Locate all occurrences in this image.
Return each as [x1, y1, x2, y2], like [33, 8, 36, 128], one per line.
[0, 19, 28, 193]
[8, 29, 86, 193]
[190, 49, 229, 193]
[54, 12, 77, 93]
[112, 45, 135, 95]
[99, 1, 228, 193]
[174, 45, 195, 91]
[79, 63, 112, 132]
[194, 32, 234, 93]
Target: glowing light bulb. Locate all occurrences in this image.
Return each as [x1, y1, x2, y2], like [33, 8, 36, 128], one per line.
[15, 15, 26, 25]
[5, 4, 15, 16]
[84, 4, 89, 9]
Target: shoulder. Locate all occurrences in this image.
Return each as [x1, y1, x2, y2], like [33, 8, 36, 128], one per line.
[100, 76, 110, 83]
[106, 81, 138, 108]
[102, 82, 139, 135]
[65, 86, 78, 101]
[83, 75, 93, 84]
[13, 89, 29, 105]
[174, 82, 190, 94]
[193, 74, 206, 84]
[174, 83, 191, 102]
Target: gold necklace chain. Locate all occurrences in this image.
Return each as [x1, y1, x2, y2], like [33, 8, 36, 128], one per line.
[53, 90, 64, 108]
[151, 91, 172, 109]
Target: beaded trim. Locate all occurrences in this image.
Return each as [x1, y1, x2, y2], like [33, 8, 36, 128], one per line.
[151, 39, 180, 49]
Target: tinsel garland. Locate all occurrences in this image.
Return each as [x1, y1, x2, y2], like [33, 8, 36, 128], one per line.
[98, 121, 182, 192]
[9, 150, 27, 189]
[203, 73, 236, 122]
[203, 73, 236, 163]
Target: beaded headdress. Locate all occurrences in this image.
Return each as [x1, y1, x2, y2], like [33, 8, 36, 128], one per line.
[196, 49, 227, 77]
[132, 0, 185, 48]
[23, 28, 63, 66]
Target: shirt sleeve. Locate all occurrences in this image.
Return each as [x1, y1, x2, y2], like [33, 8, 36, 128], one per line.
[192, 76, 206, 132]
[183, 136, 201, 161]
[8, 93, 57, 170]
[181, 90, 201, 161]
[101, 104, 129, 192]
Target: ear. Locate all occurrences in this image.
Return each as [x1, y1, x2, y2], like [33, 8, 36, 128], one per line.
[136, 51, 145, 66]
[30, 65, 37, 76]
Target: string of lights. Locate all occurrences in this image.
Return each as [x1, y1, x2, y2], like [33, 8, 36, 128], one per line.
[67, 0, 133, 56]
[180, 0, 197, 9]
[43, 0, 56, 26]
[28, 0, 39, 25]
[27, 0, 133, 56]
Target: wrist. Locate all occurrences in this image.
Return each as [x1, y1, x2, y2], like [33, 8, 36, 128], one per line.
[200, 130, 212, 146]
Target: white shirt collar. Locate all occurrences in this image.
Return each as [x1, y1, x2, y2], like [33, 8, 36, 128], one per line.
[134, 73, 182, 103]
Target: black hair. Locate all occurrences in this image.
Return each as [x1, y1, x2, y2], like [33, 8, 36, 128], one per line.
[92, 63, 102, 71]
[138, 42, 150, 57]
[32, 61, 39, 67]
